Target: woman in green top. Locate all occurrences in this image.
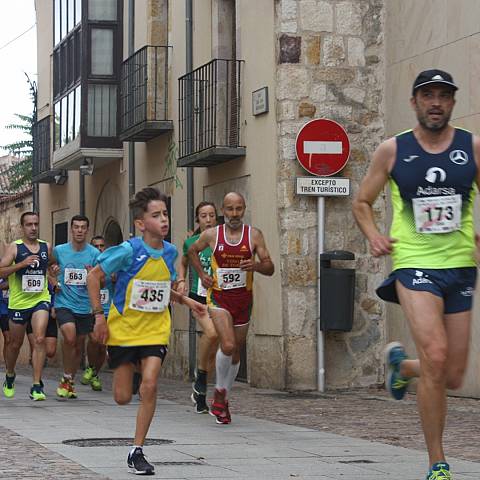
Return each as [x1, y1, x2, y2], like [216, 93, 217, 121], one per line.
[178, 201, 219, 414]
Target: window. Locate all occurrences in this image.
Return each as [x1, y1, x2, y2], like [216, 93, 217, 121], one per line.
[54, 0, 82, 45]
[88, 0, 117, 21]
[91, 28, 114, 75]
[54, 0, 61, 45]
[87, 84, 117, 136]
[54, 86, 81, 150]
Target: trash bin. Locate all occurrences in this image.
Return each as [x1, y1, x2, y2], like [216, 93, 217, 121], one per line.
[320, 250, 355, 332]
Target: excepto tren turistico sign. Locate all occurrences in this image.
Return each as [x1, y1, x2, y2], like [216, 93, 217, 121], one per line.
[295, 177, 350, 196]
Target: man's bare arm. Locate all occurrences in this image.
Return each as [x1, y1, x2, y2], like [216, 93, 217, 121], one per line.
[352, 138, 397, 257]
[87, 265, 108, 344]
[0, 243, 37, 279]
[240, 228, 274, 276]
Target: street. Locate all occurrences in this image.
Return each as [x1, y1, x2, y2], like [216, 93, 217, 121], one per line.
[0, 370, 479, 479]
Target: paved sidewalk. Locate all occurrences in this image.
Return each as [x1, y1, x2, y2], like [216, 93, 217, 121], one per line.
[0, 371, 479, 479]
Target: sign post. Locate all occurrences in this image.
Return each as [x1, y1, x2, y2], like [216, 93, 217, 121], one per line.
[295, 119, 350, 392]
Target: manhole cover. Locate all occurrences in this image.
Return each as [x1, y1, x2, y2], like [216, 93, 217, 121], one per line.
[152, 461, 204, 466]
[339, 459, 376, 464]
[63, 438, 174, 447]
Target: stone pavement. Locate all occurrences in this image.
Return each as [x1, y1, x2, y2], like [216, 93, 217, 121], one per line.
[0, 369, 479, 479]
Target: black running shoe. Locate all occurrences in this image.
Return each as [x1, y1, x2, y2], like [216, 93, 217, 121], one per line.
[191, 392, 209, 414]
[127, 447, 154, 475]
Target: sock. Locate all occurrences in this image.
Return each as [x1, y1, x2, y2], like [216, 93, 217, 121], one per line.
[196, 369, 207, 388]
[216, 349, 232, 391]
[130, 445, 143, 455]
[6, 372, 15, 379]
[63, 373, 73, 381]
[226, 361, 240, 392]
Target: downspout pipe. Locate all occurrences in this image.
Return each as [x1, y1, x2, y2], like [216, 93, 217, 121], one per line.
[128, 0, 136, 237]
[186, 0, 196, 379]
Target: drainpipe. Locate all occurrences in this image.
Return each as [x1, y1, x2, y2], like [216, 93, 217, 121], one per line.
[186, 0, 196, 379]
[79, 173, 85, 216]
[128, 0, 136, 237]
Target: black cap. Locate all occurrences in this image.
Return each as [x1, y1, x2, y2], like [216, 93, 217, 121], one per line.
[412, 69, 458, 95]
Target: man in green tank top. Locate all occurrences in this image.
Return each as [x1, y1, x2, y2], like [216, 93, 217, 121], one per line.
[353, 70, 480, 480]
[0, 212, 52, 401]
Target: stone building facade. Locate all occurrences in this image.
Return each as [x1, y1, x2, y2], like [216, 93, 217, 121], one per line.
[32, 0, 480, 396]
[275, 0, 387, 388]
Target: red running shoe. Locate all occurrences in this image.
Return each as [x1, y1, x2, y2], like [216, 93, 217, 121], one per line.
[210, 388, 231, 424]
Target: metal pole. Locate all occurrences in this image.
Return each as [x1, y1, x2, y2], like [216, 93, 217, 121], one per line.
[317, 196, 325, 392]
[128, 0, 136, 237]
[186, 0, 196, 380]
[79, 173, 85, 216]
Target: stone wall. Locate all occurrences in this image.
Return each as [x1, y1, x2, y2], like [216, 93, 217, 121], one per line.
[275, 0, 387, 389]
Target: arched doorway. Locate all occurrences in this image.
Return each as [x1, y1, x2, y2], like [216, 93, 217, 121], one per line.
[104, 219, 123, 247]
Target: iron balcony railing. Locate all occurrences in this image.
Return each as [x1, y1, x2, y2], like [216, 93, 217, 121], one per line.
[178, 59, 244, 158]
[120, 45, 171, 135]
[32, 116, 51, 177]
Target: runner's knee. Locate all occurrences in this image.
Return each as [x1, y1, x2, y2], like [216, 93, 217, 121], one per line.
[446, 367, 466, 390]
[63, 336, 76, 348]
[220, 341, 235, 356]
[33, 335, 46, 347]
[421, 346, 448, 381]
[114, 390, 132, 405]
[139, 378, 157, 399]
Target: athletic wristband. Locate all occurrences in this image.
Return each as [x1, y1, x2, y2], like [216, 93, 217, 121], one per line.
[177, 279, 185, 283]
[93, 308, 104, 315]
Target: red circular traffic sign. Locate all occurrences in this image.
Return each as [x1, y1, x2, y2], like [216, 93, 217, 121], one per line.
[295, 119, 350, 176]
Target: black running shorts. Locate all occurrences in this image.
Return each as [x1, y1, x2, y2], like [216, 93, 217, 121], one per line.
[107, 344, 168, 369]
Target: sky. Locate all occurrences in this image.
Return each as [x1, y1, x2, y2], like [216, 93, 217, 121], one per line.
[0, 2, 37, 156]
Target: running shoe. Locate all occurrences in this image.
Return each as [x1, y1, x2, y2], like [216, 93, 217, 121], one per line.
[57, 377, 77, 399]
[191, 392, 209, 414]
[192, 369, 207, 396]
[68, 380, 77, 399]
[384, 341, 411, 400]
[29, 383, 46, 401]
[216, 400, 232, 425]
[127, 447, 154, 475]
[210, 387, 226, 417]
[81, 366, 94, 385]
[210, 388, 231, 424]
[90, 375, 102, 391]
[426, 462, 451, 479]
[3, 373, 15, 398]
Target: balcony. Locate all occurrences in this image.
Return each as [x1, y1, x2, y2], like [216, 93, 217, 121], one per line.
[32, 116, 67, 184]
[178, 59, 245, 167]
[119, 45, 173, 142]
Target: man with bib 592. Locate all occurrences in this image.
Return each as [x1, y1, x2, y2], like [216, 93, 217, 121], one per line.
[188, 192, 274, 425]
[353, 69, 480, 480]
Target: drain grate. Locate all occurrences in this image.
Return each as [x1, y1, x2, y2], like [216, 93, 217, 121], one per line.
[152, 461, 205, 466]
[339, 459, 376, 464]
[63, 438, 174, 447]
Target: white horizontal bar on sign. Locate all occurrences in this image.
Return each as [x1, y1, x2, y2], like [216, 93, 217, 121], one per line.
[303, 141, 342, 154]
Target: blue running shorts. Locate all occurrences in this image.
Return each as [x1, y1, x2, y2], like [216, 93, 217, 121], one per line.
[376, 267, 477, 314]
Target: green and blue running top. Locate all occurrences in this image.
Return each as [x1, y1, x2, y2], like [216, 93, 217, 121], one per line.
[389, 128, 477, 270]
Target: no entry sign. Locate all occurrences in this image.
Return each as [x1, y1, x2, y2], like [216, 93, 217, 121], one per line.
[295, 119, 350, 176]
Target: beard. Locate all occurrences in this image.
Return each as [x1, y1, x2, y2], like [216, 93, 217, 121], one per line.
[417, 110, 451, 132]
[224, 217, 243, 230]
